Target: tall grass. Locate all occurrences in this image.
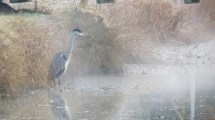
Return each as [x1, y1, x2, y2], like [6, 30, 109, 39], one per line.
[106, 0, 186, 42]
[99, 0, 187, 62]
[183, 0, 215, 42]
[0, 16, 53, 95]
[199, 0, 215, 22]
[196, 0, 215, 33]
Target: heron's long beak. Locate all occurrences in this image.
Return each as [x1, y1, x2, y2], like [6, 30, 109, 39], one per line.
[79, 33, 85, 36]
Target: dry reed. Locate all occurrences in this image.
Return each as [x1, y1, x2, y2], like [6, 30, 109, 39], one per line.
[0, 16, 53, 95]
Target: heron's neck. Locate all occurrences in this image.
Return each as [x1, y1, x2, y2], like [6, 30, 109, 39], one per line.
[66, 33, 77, 54]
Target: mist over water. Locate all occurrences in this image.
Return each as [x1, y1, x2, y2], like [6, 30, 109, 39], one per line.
[1, 65, 215, 120]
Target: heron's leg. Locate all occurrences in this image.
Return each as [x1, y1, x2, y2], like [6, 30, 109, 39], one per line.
[53, 78, 57, 86]
[58, 77, 61, 86]
[58, 77, 64, 92]
[52, 78, 58, 92]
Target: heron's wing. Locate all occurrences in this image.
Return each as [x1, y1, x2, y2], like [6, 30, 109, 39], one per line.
[48, 52, 67, 79]
[55, 67, 65, 78]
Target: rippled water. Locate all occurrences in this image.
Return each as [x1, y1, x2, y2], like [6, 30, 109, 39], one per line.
[1, 65, 215, 120]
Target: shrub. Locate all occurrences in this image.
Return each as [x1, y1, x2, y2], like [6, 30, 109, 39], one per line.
[99, 0, 187, 62]
[0, 16, 52, 95]
[199, 0, 215, 22]
[107, 0, 186, 42]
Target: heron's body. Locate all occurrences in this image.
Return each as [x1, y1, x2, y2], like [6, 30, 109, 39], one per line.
[48, 52, 71, 85]
[48, 29, 84, 87]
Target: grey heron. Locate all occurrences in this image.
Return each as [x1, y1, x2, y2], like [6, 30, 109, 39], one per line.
[48, 29, 84, 88]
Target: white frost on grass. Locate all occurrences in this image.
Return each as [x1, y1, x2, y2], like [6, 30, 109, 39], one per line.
[150, 40, 215, 65]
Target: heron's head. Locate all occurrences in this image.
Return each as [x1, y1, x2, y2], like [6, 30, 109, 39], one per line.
[72, 28, 85, 37]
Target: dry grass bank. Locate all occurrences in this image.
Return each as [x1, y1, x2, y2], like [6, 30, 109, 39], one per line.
[108, 1, 186, 42]
[196, 0, 215, 32]
[1, 0, 215, 95]
[0, 9, 123, 96]
[0, 16, 53, 95]
[98, 0, 187, 63]
[199, 0, 215, 22]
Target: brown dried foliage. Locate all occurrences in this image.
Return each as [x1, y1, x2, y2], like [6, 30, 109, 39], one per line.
[199, 0, 215, 22]
[0, 17, 52, 95]
[99, 0, 187, 62]
[106, 0, 186, 42]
